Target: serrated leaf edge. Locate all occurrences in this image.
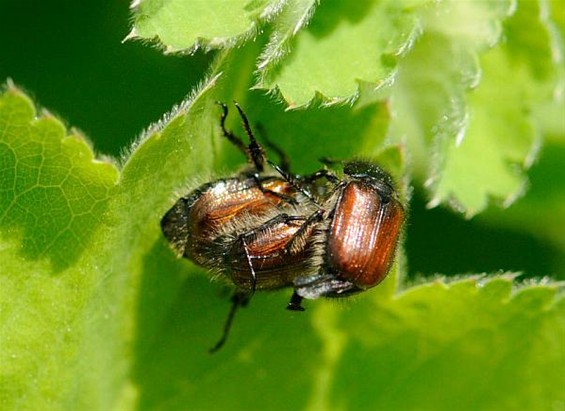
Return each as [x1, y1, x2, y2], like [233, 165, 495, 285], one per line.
[395, 272, 564, 308]
[127, 0, 288, 55]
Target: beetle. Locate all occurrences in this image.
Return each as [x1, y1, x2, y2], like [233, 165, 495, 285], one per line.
[161, 103, 321, 351]
[161, 103, 303, 267]
[288, 160, 406, 310]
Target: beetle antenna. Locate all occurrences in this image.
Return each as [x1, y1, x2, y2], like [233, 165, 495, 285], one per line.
[234, 102, 266, 172]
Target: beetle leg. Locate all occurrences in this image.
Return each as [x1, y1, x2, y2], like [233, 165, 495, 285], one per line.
[268, 161, 301, 189]
[302, 168, 340, 185]
[237, 213, 294, 238]
[240, 236, 258, 293]
[235, 211, 318, 266]
[284, 210, 324, 256]
[286, 291, 305, 311]
[251, 173, 298, 205]
[294, 274, 360, 300]
[268, 161, 323, 207]
[210, 291, 250, 353]
[234, 213, 295, 291]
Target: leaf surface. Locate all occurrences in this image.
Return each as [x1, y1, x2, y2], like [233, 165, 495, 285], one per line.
[388, 0, 560, 215]
[130, 0, 282, 51]
[3, 77, 562, 410]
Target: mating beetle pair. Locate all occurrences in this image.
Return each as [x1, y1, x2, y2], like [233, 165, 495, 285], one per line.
[161, 103, 405, 351]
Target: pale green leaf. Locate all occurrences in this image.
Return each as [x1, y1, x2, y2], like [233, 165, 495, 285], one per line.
[388, 0, 561, 216]
[256, 0, 318, 73]
[0, 63, 228, 408]
[130, 0, 423, 107]
[0, 85, 119, 409]
[130, 0, 283, 52]
[135, 273, 564, 411]
[326, 276, 565, 411]
[259, 0, 421, 107]
[431, 0, 561, 216]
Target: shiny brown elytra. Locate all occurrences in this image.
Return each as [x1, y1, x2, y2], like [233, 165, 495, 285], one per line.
[161, 101, 308, 273]
[161, 175, 300, 267]
[227, 212, 322, 291]
[327, 181, 404, 288]
[292, 160, 405, 304]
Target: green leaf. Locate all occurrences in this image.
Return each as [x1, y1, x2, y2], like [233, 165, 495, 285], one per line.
[0, 86, 119, 270]
[429, 0, 561, 216]
[129, 0, 564, 216]
[1, 0, 564, 408]
[0, 85, 120, 409]
[256, 0, 318, 73]
[257, 0, 420, 107]
[1, 36, 563, 411]
[388, 0, 562, 216]
[0, 64, 231, 407]
[130, 0, 423, 107]
[134, 273, 564, 411]
[431, 46, 538, 215]
[327, 276, 565, 411]
[0, 40, 399, 409]
[130, 0, 283, 52]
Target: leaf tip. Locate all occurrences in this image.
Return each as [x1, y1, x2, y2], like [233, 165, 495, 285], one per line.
[123, 29, 138, 44]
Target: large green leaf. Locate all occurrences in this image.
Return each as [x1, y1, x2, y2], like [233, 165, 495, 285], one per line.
[328, 276, 564, 411]
[429, 0, 561, 215]
[135, 272, 565, 411]
[129, 0, 424, 107]
[257, 0, 421, 108]
[0, 85, 120, 409]
[1, 42, 564, 410]
[2, 1, 564, 410]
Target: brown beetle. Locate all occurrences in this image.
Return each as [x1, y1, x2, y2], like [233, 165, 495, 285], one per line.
[161, 103, 319, 351]
[161, 103, 302, 266]
[288, 160, 405, 309]
[161, 176, 301, 266]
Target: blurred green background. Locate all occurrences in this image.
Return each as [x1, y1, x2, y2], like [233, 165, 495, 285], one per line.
[1, 0, 563, 280]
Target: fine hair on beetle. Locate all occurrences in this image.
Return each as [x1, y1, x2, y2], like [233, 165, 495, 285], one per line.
[160, 102, 405, 353]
